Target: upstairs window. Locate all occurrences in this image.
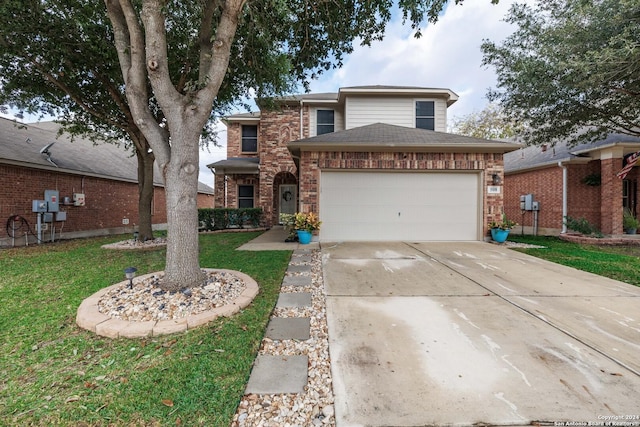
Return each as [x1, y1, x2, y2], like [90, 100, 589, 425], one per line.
[241, 125, 258, 152]
[238, 185, 254, 208]
[316, 110, 335, 135]
[415, 101, 435, 131]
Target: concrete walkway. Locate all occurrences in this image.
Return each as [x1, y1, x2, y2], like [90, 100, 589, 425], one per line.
[237, 226, 319, 251]
[241, 228, 317, 395]
[323, 242, 640, 426]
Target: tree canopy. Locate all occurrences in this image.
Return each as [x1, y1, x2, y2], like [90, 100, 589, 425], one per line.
[450, 103, 522, 140]
[481, 0, 640, 146]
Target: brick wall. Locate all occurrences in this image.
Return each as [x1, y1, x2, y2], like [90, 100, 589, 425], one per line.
[504, 159, 635, 235]
[257, 106, 301, 225]
[0, 164, 213, 245]
[601, 157, 623, 234]
[505, 166, 565, 233]
[298, 151, 505, 236]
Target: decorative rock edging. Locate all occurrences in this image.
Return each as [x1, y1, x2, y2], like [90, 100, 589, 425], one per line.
[76, 268, 259, 338]
[101, 238, 167, 250]
[559, 233, 640, 246]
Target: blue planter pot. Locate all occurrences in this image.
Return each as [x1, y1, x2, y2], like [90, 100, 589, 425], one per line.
[491, 228, 510, 243]
[296, 230, 312, 244]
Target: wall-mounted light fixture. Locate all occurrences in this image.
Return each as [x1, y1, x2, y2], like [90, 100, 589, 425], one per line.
[492, 173, 502, 185]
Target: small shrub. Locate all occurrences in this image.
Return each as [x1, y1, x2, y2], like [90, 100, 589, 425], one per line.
[198, 208, 262, 231]
[581, 173, 601, 186]
[564, 216, 601, 236]
[623, 208, 640, 230]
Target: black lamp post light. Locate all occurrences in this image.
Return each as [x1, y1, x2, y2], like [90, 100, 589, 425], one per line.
[124, 267, 137, 289]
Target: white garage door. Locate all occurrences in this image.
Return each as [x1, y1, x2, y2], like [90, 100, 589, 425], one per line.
[320, 171, 480, 241]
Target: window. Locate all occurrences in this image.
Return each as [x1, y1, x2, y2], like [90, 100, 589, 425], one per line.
[238, 185, 254, 208]
[415, 101, 435, 130]
[241, 125, 258, 152]
[316, 110, 335, 135]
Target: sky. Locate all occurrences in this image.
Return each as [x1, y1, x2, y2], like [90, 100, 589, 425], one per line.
[198, 0, 523, 185]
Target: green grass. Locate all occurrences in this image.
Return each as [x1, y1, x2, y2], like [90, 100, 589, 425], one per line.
[508, 234, 640, 286]
[0, 232, 291, 426]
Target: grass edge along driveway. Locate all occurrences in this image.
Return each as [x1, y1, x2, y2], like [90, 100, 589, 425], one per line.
[0, 231, 291, 426]
[509, 234, 640, 287]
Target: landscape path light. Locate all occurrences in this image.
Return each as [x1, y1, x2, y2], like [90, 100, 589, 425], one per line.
[124, 267, 137, 289]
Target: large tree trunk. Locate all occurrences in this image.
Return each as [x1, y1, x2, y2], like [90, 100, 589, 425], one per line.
[161, 122, 205, 291]
[106, 0, 244, 291]
[136, 147, 155, 241]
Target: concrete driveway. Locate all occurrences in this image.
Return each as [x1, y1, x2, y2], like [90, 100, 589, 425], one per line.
[323, 242, 640, 426]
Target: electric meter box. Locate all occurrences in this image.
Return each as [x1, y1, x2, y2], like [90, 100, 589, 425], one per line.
[73, 193, 85, 206]
[45, 190, 59, 212]
[520, 194, 534, 211]
[32, 200, 47, 213]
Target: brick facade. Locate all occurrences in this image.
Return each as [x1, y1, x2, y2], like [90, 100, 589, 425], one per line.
[504, 158, 639, 235]
[299, 151, 505, 236]
[219, 99, 507, 236]
[0, 164, 213, 246]
[217, 105, 308, 226]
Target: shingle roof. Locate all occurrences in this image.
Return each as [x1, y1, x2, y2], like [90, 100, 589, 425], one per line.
[207, 157, 259, 174]
[288, 123, 520, 154]
[0, 117, 214, 194]
[504, 133, 640, 173]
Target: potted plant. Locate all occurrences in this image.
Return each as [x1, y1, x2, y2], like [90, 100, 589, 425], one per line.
[488, 214, 517, 243]
[293, 212, 321, 244]
[623, 208, 639, 234]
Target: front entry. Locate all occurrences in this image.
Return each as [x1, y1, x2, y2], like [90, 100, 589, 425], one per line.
[279, 184, 297, 221]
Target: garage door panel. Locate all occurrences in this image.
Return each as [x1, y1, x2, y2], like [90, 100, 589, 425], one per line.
[320, 171, 479, 241]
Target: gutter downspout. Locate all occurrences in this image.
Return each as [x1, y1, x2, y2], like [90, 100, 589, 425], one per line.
[559, 161, 568, 233]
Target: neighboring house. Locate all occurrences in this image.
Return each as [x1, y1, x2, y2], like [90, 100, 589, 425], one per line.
[0, 117, 214, 247]
[209, 85, 519, 241]
[504, 134, 640, 236]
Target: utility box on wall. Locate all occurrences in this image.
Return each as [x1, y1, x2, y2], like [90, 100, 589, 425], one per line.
[45, 190, 59, 212]
[73, 193, 85, 206]
[32, 200, 47, 213]
[520, 194, 534, 211]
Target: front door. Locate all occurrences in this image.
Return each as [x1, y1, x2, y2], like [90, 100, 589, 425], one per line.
[279, 184, 297, 222]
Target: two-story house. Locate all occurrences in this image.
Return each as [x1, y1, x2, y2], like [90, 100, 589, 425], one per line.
[209, 85, 519, 241]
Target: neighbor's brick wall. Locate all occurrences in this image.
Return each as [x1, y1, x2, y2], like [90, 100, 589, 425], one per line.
[504, 159, 638, 235]
[0, 164, 212, 242]
[601, 157, 623, 234]
[298, 151, 505, 237]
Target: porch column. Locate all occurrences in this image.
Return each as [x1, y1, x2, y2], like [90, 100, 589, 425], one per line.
[600, 152, 624, 234]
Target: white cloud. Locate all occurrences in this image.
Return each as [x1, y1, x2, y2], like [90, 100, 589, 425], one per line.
[309, 0, 521, 120]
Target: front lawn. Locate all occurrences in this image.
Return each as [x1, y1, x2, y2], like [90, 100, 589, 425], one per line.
[508, 235, 640, 287]
[0, 232, 291, 426]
